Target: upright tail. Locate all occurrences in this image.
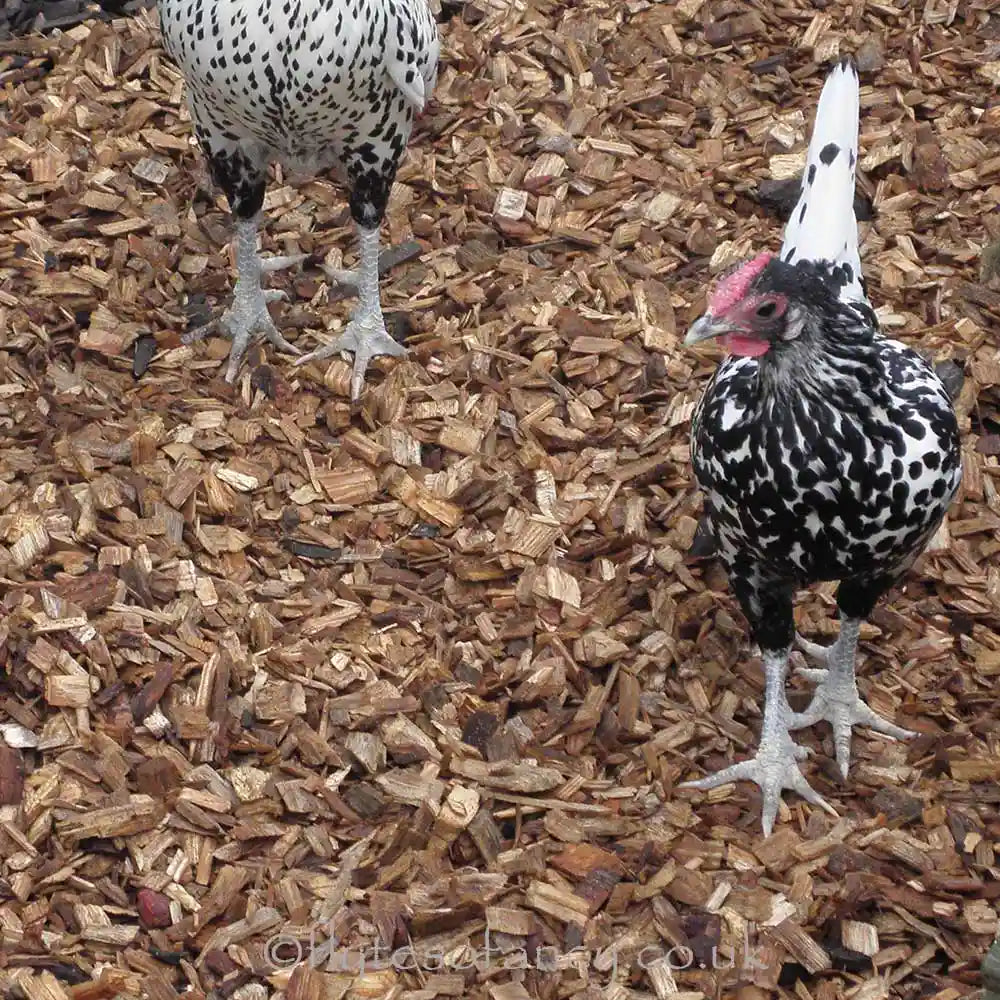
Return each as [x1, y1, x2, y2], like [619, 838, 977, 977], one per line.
[779, 56, 866, 305]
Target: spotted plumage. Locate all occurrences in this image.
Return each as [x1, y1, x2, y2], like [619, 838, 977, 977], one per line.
[158, 0, 439, 395]
[681, 57, 962, 835]
[778, 56, 864, 304]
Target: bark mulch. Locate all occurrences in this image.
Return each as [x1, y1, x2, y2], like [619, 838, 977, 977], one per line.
[1, 1, 999, 998]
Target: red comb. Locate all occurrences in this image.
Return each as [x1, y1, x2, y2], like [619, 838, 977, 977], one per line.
[708, 252, 773, 315]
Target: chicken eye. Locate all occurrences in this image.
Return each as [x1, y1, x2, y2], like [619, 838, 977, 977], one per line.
[756, 301, 778, 318]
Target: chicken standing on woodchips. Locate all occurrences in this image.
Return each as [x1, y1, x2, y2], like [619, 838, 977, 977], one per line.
[158, 0, 439, 397]
[680, 57, 962, 835]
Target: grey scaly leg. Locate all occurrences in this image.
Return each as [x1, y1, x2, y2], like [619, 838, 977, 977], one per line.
[295, 224, 407, 400]
[790, 617, 915, 779]
[682, 649, 837, 836]
[183, 216, 303, 383]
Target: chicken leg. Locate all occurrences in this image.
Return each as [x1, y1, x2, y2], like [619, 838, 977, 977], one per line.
[295, 224, 407, 400]
[790, 618, 915, 779]
[681, 650, 837, 836]
[183, 216, 304, 383]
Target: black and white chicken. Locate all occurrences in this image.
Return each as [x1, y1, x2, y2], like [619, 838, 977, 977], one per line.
[681, 57, 962, 834]
[158, 0, 440, 398]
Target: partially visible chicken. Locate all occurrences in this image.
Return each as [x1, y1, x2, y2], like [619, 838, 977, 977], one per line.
[158, 0, 439, 398]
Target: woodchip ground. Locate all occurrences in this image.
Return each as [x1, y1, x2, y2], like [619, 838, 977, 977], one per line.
[0, 1, 999, 998]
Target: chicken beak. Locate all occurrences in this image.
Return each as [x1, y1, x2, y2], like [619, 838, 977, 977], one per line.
[684, 313, 731, 346]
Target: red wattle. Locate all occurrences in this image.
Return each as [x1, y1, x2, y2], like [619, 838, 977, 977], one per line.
[723, 335, 771, 358]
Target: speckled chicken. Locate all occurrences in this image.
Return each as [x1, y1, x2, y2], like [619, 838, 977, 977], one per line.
[158, 0, 439, 397]
[681, 57, 962, 835]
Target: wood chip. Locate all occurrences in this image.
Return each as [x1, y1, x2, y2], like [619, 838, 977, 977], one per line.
[0, 8, 993, 1000]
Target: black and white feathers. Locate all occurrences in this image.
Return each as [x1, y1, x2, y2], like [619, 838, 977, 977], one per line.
[680, 57, 963, 835]
[159, 0, 439, 182]
[779, 55, 865, 304]
[158, 0, 440, 395]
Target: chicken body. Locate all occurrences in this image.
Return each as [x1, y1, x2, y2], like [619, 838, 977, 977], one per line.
[159, 0, 439, 396]
[681, 57, 962, 834]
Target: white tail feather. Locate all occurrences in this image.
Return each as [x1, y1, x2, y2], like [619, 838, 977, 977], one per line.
[779, 57, 866, 305]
